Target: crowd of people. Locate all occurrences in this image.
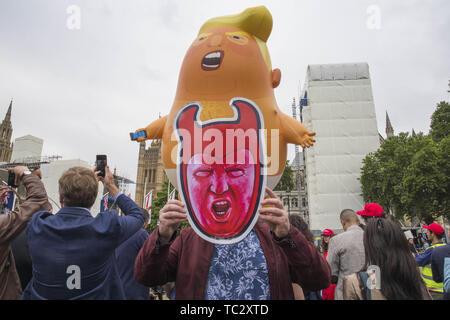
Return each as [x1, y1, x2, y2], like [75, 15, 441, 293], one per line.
[0, 164, 448, 300]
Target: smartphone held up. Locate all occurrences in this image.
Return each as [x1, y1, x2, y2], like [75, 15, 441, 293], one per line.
[95, 155, 107, 178]
[7, 170, 17, 188]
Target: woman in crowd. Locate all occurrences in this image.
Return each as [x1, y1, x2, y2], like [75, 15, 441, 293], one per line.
[288, 215, 321, 300]
[343, 217, 431, 300]
[321, 229, 336, 300]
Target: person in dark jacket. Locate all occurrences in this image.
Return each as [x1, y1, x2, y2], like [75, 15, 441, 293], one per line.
[22, 165, 144, 300]
[0, 166, 51, 300]
[288, 214, 322, 300]
[431, 229, 450, 300]
[134, 187, 331, 300]
[10, 229, 32, 290]
[115, 208, 150, 300]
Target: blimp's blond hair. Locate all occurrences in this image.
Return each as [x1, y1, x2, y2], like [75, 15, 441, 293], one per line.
[198, 6, 273, 71]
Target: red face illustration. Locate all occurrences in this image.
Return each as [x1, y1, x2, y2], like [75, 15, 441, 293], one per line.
[187, 150, 255, 237]
[175, 99, 266, 243]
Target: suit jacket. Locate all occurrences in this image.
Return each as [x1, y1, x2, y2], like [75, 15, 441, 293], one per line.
[0, 175, 50, 300]
[134, 223, 331, 300]
[22, 194, 144, 300]
[115, 228, 150, 300]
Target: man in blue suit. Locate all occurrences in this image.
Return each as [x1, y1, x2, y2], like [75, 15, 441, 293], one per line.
[22, 165, 144, 300]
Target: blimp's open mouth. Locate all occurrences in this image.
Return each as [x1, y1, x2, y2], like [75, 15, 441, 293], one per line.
[201, 50, 224, 71]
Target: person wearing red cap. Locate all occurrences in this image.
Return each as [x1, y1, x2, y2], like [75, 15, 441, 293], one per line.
[431, 228, 450, 300]
[356, 203, 385, 226]
[415, 222, 446, 300]
[321, 229, 336, 300]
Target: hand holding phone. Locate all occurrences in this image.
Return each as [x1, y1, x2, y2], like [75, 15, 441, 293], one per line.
[7, 171, 17, 188]
[7, 166, 30, 188]
[95, 155, 107, 178]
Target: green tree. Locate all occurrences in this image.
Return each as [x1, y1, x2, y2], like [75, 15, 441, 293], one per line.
[274, 161, 294, 191]
[398, 135, 448, 223]
[430, 101, 450, 143]
[145, 179, 190, 233]
[360, 133, 413, 218]
[360, 132, 444, 222]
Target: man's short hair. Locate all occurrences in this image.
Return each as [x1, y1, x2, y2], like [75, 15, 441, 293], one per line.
[59, 167, 98, 208]
[340, 209, 359, 223]
[141, 208, 150, 226]
[433, 232, 443, 240]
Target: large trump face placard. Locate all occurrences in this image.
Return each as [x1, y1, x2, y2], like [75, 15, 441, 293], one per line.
[174, 98, 266, 244]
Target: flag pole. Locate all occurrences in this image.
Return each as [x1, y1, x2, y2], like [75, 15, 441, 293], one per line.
[143, 179, 148, 208]
[167, 179, 171, 202]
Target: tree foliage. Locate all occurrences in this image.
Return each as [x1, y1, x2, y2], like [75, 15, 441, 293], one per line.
[360, 102, 449, 224]
[274, 161, 294, 191]
[145, 179, 190, 233]
[430, 101, 450, 143]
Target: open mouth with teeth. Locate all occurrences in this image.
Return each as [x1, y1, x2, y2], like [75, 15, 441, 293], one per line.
[211, 199, 231, 220]
[201, 50, 224, 71]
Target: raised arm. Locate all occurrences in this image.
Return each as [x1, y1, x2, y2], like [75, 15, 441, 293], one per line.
[279, 112, 316, 148]
[0, 166, 50, 244]
[132, 115, 168, 142]
[96, 166, 144, 245]
[134, 200, 187, 286]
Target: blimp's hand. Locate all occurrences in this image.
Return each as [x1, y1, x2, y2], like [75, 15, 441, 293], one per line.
[158, 200, 187, 244]
[130, 129, 149, 142]
[280, 113, 316, 148]
[299, 131, 316, 148]
[131, 115, 168, 142]
[259, 187, 290, 239]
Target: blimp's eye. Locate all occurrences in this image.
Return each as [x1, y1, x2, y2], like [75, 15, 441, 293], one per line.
[199, 36, 207, 41]
[227, 34, 248, 45]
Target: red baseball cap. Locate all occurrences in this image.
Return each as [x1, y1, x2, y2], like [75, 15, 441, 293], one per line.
[423, 223, 444, 236]
[356, 203, 385, 217]
[322, 229, 335, 236]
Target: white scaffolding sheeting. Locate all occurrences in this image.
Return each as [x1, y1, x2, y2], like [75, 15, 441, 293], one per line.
[303, 63, 380, 231]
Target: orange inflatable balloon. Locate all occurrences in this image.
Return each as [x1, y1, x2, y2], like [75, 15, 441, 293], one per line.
[133, 5, 315, 191]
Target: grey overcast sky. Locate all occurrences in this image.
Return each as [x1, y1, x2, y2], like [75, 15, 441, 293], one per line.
[0, 0, 449, 183]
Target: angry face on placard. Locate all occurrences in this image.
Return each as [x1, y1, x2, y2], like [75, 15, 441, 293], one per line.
[174, 98, 266, 244]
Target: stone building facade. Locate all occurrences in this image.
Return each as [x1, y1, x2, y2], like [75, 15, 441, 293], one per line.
[291, 152, 309, 223]
[0, 100, 13, 163]
[135, 139, 166, 208]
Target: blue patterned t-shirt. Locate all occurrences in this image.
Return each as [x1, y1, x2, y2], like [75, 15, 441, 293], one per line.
[205, 230, 270, 300]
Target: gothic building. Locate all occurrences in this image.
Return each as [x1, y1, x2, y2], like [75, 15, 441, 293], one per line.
[135, 139, 166, 208]
[0, 100, 13, 163]
[386, 111, 394, 138]
[379, 111, 395, 144]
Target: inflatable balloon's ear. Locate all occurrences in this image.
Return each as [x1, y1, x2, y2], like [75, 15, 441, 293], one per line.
[174, 98, 266, 244]
[271, 68, 281, 88]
